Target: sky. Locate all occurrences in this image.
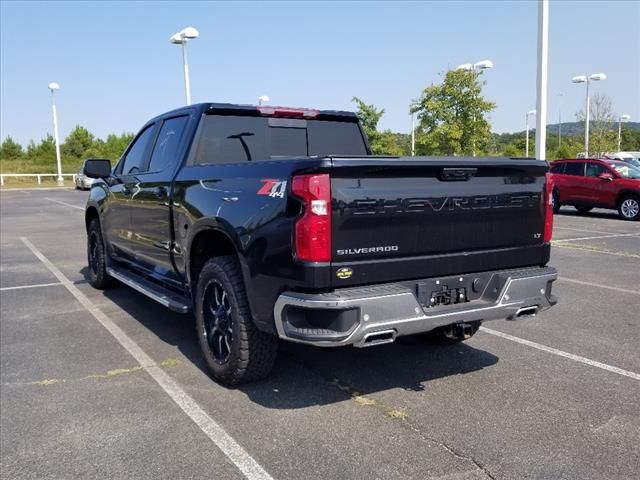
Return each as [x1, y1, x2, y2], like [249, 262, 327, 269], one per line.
[1, 0, 639, 146]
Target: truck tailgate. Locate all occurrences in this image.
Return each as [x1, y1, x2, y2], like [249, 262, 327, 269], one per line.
[330, 157, 550, 286]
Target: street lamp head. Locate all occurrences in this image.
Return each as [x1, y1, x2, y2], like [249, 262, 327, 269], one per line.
[456, 63, 473, 71]
[48, 82, 60, 91]
[527, 110, 536, 116]
[620, 114, 631, 121]
[588, 73, 606, 81]
[170, 26, 199, 44]
[473, 59, 494, 70]
[571, 75, 587, 83]
[181, 27, 199, 39]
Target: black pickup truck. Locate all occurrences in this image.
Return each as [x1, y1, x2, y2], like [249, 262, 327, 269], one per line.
[83, 102, 558, 385]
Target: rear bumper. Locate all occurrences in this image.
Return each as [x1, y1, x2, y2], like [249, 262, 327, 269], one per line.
[274, 266, 557, 347]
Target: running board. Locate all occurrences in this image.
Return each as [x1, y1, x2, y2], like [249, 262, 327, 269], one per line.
[106, 266, 191, 314]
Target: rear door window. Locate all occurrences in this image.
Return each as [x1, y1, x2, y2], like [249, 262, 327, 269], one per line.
[585, 163, 607, 177]
[563, 162, 584, 176]
[550, 162, 565, 174]
[148, 116, 189, 173]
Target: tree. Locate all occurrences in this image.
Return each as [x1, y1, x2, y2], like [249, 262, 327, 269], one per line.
[575, 92, 617, 156]
[351, 97, 407, 155]
[0, 136, 24, 160]
[412, 69, 496, 156]
[62, 125, 95, 159]
[502, 143, 521, 157]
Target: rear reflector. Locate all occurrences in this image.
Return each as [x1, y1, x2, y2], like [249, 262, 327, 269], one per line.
[292, 173, 331, 262]
[257, 106, 319, 118]
[544, 172, 554, 243]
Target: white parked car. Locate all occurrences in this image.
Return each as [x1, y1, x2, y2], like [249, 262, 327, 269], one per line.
[603, 152, 640, 169]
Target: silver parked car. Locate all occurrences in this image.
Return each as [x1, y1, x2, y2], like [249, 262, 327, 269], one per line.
[75, 160, 97, 190]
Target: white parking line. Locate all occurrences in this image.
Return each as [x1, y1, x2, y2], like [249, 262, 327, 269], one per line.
[0, 282, 62, 292]
[559, 276, 640, 296]
[554, 233, 640, 242]
[20, 237, 274, 480]
[480, 327, 640, 381]
[44, 197, 84, 210]
[554, 226, 631, 235]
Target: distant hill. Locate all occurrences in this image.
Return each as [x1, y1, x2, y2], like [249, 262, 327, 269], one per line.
[508, 121, 640, 136]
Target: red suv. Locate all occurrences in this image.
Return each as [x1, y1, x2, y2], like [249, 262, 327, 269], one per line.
[550, 159, 640, 220]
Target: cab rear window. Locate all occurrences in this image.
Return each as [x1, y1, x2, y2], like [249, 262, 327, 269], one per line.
[190, 115, 367, 165]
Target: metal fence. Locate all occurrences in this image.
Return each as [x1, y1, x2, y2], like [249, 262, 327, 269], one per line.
[0, 173, 77, 186]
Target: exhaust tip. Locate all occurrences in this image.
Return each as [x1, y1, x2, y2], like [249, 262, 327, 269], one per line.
[515, 305, 539, 319]
[359, 329, 396, 347]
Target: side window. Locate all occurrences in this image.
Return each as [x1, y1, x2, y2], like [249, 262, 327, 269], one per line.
[148, 116, 189, 172]
[585, 163, 606, 177]
[550, 162, 565, 174]
[564, 162, 584, 176]
[121, 125, 156, 175]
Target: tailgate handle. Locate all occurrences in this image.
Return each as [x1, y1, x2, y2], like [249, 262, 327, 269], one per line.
[440, 168, 477, 181]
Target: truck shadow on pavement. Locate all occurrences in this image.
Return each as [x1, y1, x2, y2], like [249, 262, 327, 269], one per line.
[91, 270, 499, 409]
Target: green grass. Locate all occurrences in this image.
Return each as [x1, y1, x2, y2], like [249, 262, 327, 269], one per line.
[0, 176, 73, 189]
[1, 157, 84, 174]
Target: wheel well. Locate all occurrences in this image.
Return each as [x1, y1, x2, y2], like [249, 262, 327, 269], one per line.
[85, 207, 99, 231]
[189, 229, 237, 288]
[616, 190, 639, 207]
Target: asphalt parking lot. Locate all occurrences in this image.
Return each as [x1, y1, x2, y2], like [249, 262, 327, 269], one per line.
[1, 187, 639, 480]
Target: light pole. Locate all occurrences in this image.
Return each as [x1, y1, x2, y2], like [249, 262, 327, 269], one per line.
[258, 95, 270, 106]
[618, 114, 630, 151]
[525, 110, 536, 157]
[411, 112, 415, 156]
[572, 72, 606, 157]
[557, 93, 563, 148]
[48, 82, 63, 186]
[170, 26, 199, 105]
[456, 59, 494, 156]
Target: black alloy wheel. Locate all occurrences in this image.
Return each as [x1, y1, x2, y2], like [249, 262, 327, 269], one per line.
[202, 281, 234, 363]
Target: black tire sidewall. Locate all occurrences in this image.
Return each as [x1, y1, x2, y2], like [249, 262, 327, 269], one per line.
[194, 259, 245, 382]
[552, 191, 560, 214]
[87, 219, 112, 289]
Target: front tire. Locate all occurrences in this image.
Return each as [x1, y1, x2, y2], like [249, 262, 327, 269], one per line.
[618, 195, 640, 221]
[195, 256, 278, 386]
[87, 219, 115, 289]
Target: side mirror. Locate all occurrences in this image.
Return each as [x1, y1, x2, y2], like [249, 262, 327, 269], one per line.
[84, 159, 112, 178]
[598, 172, 613, 181]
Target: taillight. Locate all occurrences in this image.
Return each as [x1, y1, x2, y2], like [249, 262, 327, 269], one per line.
[257, 106, 319, 118]
[292, 173, 331, 262]
[544, 172, 554, 242]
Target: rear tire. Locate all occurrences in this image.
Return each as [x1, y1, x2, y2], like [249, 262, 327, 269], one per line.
[421, 321, 481, 345]
[195, 256, 278, 386]
[575, 206, 592, 214]
[552, 191, 561, 214]
[87, 219, 115, 289]
[618, 195, 640, 221]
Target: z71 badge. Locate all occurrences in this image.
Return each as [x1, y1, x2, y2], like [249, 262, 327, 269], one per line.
[257, 179, 287, 198]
